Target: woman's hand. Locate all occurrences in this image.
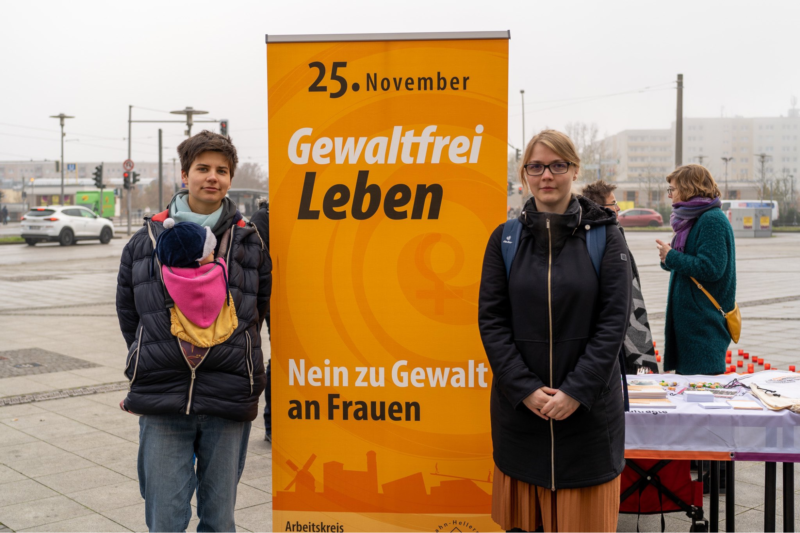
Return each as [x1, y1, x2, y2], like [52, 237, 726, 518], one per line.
[656, 239, 672, 263]
[523, 388, 555, 420]
[540, 388, 580, 421]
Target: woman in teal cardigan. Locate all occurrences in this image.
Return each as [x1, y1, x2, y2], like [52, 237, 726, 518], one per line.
[656, 165, 736, 375]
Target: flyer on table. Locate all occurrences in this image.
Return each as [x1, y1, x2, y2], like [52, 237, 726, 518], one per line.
[267, 31, 509, 532]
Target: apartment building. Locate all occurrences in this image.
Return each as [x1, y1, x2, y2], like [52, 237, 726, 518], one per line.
[598, 106, 800, 208]
[600, 129, 673, 207]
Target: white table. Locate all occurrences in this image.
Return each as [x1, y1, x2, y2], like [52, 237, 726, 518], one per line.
[625, 374, 800, 532]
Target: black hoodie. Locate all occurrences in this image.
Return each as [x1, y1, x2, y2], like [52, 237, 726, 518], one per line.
[478, 195, 632, 489]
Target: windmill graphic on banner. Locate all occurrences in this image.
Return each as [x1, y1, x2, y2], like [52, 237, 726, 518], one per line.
[285, 454, 317, 493]
[274, 451, 491, 513]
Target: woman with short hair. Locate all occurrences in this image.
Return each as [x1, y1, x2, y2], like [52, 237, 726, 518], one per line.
[656, 164, 736, 375]
[116, 131, 271, 531]
[479, 130, 631, 532]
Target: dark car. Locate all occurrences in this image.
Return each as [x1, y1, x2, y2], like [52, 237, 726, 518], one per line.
[618, 208, 664, 228]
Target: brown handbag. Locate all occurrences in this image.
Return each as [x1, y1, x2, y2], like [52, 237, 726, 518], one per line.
[690, 277, 741, 343]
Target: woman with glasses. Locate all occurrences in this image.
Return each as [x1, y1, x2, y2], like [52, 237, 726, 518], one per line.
[656, 164, 735, 375]
[479, 130, 631, 532]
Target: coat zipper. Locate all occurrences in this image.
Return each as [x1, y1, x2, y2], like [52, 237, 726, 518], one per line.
[245, 331, 254, 395]
[127, 325, 144, 390]
[177, 338, 210, 415]
[547, 217, 555, 491]
[177, 223, 236, 415]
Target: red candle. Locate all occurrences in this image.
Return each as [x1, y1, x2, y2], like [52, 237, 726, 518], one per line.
[790, 365, 796, 372]
[758, 358, 764, 365]
[653, 341, 657, 347]
[726, 356, 732, 363]
[765, 363, 771, 370]
[738, 349, 744, 355]
[727, 350, 732, 357]
[655, 349, 659, 356]
[743, 353, 749, 359]
[737, 360, 743, 367]
[748, 364, 755, 373]
[656, 355, 662, 363]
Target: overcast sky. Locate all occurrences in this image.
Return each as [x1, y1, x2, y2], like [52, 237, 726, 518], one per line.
[2, 0, 798, 169]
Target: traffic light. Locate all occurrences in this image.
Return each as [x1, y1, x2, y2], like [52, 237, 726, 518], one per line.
[92, 163, 104, 189]
[131, 171, 140, 186]
[220, 120, 228, 137]
[515, 148, 521, 161]
[123, 171, 131, 190]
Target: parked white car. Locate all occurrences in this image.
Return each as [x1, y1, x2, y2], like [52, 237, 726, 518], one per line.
[21, 206, 114, 246]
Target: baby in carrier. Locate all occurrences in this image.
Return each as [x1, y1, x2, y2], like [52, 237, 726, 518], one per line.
[120, 219, 236, 414]
[155, 218, 237, 366]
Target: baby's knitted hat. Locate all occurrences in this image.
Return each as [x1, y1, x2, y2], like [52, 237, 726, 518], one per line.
[156, 218, 216, 268]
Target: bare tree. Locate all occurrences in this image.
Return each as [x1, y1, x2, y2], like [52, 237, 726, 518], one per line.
[508, 152, 519, 184]
[232, 162, 268, 190]
[565, 121, 600, 181]
[637, 163, 662, 208]
[507, 152, 525, 216]
[769, 168, 798, 222]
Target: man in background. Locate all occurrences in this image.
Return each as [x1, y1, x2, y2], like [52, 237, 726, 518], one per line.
[249, 197, 272, 441]
[582, 180, 658, 374]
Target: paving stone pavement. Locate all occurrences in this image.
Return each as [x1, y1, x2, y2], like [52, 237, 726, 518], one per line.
[0, 232, 798, 531]
[0, 349, 99, 379]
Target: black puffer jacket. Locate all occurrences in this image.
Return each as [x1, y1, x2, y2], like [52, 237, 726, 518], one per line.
[116, 198, 271, 422]
[479, 196, 631, 489]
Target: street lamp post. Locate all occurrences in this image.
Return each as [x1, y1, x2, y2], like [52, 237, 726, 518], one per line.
[49, 113, 74, 205]
[170, 106, 210, 137]
[520, 90, 525, 151]
[721, 156, 734, 199]
[126, 105, 216, 235]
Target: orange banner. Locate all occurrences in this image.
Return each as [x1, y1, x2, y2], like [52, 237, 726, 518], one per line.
[267, 32, 509, 532]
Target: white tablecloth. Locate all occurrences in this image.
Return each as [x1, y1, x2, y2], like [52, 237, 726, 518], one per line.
[625, 373, 800, 456]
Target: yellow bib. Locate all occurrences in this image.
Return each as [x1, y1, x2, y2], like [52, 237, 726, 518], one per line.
[170, 294, 238, 348]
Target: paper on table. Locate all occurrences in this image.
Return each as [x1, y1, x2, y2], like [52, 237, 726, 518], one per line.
[629, 398, 676, 409]
[699, 402, 732, 409]
[727, 400, 763, 410]
[627, 385, 668, 399]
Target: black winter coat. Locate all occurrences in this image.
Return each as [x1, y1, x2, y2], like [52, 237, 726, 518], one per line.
[478, 196, 632, 489]
[117, 199, 271, 422]
[248, 199, 270, 332]
[249, 199, 270, 250]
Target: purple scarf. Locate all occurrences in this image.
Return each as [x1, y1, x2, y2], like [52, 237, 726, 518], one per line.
[670, 196, 721, 252]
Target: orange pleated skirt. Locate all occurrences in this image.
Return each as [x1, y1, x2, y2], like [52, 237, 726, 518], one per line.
[492, 466, 621, 532]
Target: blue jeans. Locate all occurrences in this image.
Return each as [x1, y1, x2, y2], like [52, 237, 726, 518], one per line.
[138, 414, 251, 532]
[263, 359, 271, 435]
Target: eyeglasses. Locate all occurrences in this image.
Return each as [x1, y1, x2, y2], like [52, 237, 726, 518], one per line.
[523, 161, 573, 176]
[667, 187, 676, 197]
[602, 201, 618, 207]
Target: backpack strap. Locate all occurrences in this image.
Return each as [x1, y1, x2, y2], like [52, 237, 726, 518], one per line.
[585, 224, 606, 277]
[503, 220, 607, 278]
[501, 219, 523, 278]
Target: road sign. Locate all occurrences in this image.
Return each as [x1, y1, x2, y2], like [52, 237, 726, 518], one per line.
[67, 163, 76, 172]
[123, 159, 135, 171]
